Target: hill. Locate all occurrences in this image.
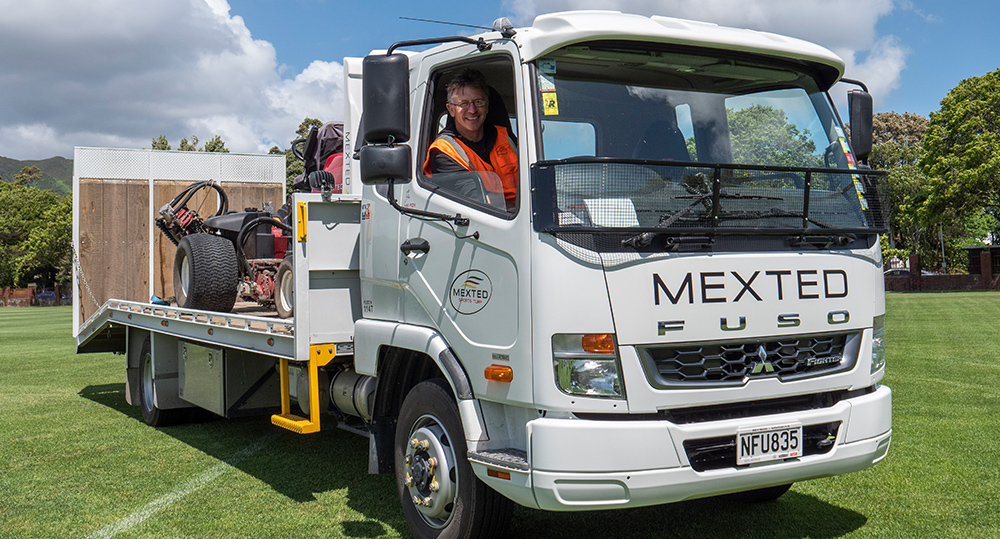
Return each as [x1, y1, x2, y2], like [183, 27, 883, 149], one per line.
[0, 156, 73, 196]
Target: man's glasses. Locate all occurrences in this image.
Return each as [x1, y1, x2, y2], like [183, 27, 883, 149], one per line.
[449, 98, 487, 109]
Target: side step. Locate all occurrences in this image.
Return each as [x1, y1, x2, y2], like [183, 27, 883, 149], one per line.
[271, 413, 319, 434]
[270, 345, 335, 434]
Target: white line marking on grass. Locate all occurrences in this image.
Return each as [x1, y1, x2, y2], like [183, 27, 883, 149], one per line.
[86, 434, 275, 539]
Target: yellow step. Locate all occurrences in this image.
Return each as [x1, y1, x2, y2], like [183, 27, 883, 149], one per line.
[271, 413, 319, 434]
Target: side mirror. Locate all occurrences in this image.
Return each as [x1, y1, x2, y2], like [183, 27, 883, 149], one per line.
[359, 53, 411, 185]
[362, 53, 410, 143]
[359, 144, 411, 185]
[848, 89, 873, 164]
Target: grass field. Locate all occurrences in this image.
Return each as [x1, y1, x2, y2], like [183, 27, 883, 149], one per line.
[2, 294, 999, 538]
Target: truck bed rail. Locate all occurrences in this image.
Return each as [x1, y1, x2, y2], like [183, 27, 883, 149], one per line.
[76, 299, 295, 359]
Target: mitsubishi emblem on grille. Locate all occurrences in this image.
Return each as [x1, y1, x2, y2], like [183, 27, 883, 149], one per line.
[751, 345, 776, 374]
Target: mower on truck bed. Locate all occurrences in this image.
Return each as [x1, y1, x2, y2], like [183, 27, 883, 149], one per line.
[155, 180, 295, 317]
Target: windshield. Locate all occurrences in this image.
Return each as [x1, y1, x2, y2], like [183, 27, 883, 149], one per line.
[532, 42, 884, 236]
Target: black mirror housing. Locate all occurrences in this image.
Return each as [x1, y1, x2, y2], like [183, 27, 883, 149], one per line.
[362, 54, 410, 143]
[359, 144, 412, 185]
[848, 89, 874, 164]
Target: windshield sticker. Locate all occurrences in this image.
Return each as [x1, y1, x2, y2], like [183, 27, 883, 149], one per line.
[538, 58, 557, 74]
[542, 92, 559, 116]
[538, 73, 556, 92]
[450, 270, 492, 315]
[539, 71, 559, 115]
[838, 138, 869, 210]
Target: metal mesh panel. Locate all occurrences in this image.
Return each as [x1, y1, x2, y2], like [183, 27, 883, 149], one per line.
[545, 161, 886, 232]
[218, 153, 286, 184]
[150, 150, 220, 181]
[75, 148, 285, 184]
[74, 148, 150, 180]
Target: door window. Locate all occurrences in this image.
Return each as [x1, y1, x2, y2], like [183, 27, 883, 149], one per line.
[419, 56, 519, 217]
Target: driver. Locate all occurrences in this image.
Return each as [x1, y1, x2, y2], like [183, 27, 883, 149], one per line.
[422, 68, 518, 210]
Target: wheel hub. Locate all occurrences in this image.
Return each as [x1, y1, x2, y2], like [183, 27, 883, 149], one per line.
[141, 353, 154, 411]
[279, 271, 292, 311]
[180, 254, 191, 295]
[404, 422, 457, 526]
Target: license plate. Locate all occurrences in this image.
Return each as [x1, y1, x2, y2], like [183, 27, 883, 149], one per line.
[737, 424, 803, 465]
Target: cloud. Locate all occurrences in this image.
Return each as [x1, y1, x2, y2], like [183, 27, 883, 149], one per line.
[0, 0, 343, 159]
[503, 0, 907, 107]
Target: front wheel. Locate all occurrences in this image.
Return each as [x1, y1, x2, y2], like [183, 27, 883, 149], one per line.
[394, 379, 512, 539]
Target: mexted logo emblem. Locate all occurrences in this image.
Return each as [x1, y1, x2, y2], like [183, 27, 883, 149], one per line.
[450, 270, 492, 314]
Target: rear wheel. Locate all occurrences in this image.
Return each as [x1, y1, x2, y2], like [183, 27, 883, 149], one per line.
[138, 337, 185, 427]
[394, 379, 512, 539]
[173, 233, 238, 312]
[275, 257, 293, 319]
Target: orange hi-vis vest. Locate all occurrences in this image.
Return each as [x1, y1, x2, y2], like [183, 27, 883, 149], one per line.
[422, 126, 518, 208]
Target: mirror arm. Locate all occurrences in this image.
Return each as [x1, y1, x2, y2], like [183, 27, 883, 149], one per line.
[840, 77, 869, 92]
[385, 180, 472, 227]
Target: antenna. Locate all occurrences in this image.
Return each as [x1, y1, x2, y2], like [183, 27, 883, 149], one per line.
[399, 16, 517, 38]
[399, 17, 490, 31]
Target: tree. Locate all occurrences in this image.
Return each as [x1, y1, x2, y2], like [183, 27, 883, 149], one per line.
[919, 69, 1000, 227]
[16, 194, 72, 287]
[869, 112, 932, 256]
[14, 166, 43, 186]
[178, 136, 199, 151]
[202, 135, 229, 153]
[0, 181, 61, 287]
[151, 135, 171, 150]
[870, 112, 928, 169]
[727, 105, 820, 168]
[296, 117, 322, 138]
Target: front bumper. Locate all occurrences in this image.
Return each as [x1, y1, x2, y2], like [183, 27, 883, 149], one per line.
[475, 385, 891, 510]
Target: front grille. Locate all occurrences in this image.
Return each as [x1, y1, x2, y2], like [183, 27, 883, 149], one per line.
[638, 332, 859, 388]
[684, 422, 841, 472]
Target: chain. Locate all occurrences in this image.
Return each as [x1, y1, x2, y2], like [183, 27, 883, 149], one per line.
[71, 242, 101, 309]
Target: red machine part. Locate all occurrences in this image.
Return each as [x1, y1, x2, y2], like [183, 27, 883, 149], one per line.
[272, 226, 288, 260]
[176, 208, 194, 228]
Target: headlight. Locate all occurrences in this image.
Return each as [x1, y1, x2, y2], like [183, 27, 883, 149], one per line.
[871, 314, 886, 375]
[552, 334, 624, 398]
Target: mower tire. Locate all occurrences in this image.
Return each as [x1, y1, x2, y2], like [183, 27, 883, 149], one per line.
[173, 233, 238, 312]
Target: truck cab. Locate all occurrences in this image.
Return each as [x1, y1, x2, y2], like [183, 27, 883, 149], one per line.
[349, 10, 889, 535]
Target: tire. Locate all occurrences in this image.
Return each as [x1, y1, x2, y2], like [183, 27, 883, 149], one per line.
[275, 257, 294, 319]
[395, 379, 512, 539]
[722, 483, 793, 503]
[138, 337, 185, 427]
[173, 233, 238, 312]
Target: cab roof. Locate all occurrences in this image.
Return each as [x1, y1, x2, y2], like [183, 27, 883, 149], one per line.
[513, 11, 845, 88]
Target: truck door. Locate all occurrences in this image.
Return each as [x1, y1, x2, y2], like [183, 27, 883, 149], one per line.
[398, 46, 531, 402]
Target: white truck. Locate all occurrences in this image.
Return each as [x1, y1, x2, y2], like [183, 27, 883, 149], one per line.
[75, 11, 891, 539]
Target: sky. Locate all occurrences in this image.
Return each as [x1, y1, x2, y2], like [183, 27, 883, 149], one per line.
[0, 0, 994, 161]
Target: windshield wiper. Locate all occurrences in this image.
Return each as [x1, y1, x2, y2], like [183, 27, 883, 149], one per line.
[622, 190, 783, 249]
[717, 207, 833, 229]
